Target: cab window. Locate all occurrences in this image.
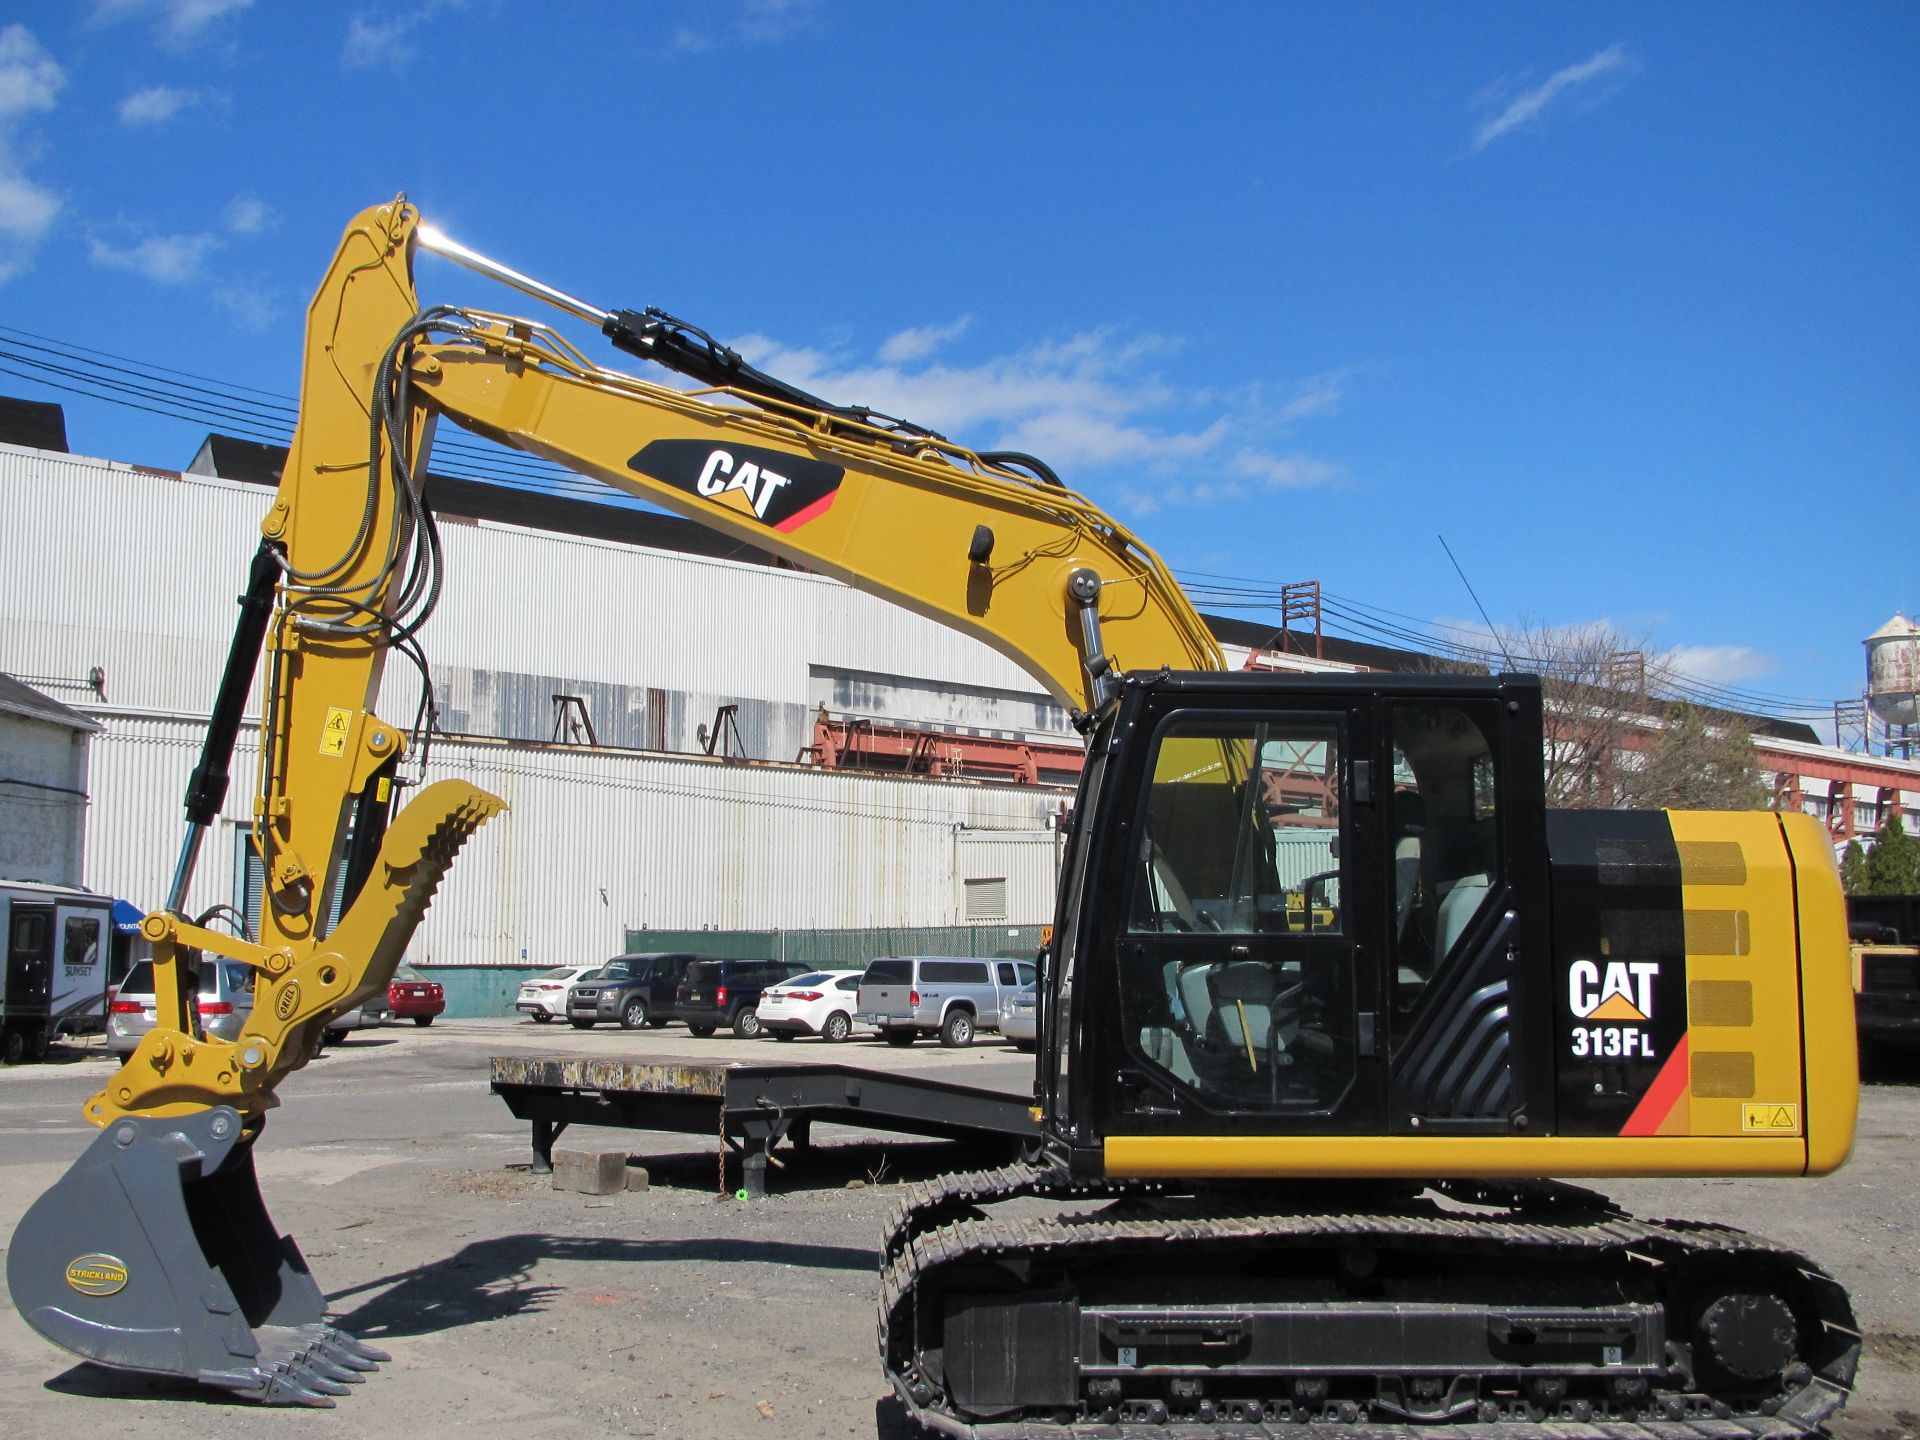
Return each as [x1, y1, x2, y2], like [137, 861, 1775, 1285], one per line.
[1388, 703, 1502, 1024]
[1118, 713, 1351, 1114]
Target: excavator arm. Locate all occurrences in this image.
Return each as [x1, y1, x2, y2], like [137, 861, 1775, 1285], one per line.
[100, 197, 1220, 1131]
[6, 197, 1219, 1401]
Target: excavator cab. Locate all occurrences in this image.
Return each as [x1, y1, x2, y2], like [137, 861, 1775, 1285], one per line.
[1040, 668, 1550, 1163]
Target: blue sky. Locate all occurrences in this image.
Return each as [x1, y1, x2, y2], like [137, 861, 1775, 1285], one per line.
[0, 3, 1914, 731]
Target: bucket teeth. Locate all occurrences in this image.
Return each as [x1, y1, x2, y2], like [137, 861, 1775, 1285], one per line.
[210, 1323, 388, 1406]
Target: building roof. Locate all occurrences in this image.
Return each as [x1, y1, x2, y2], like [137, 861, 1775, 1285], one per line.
[188, 434, 788, 570]
[0, 674, 103, 733]
[1202, 612, 1454, 674]
[177, 430, 1820, 749]
[0, 397, 68, 454]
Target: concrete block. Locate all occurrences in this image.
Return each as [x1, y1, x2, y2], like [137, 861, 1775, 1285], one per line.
[551, 1148, 627, 1195]
[624, 1165, 650, 1192]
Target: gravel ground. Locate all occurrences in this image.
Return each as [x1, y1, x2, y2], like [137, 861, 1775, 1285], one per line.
[0, 1021, 1913, 1438]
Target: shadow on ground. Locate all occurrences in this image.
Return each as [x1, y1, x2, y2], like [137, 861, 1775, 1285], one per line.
[562, 1134, 1025, 1198]
[326, 1232, 876, 1342]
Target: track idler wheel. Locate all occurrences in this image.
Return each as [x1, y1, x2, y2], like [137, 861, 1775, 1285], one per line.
[1696, 1290, 1800, 1385]
[5, 1106, 385, 1405]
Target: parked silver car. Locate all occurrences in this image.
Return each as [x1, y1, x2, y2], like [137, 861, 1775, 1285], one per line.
[1000, 981, 1038, 1051]
[107, 958, 256, 1056]
[856, 955, 1036, 1048]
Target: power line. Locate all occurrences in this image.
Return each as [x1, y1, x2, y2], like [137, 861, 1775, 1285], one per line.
[2, 325, 1840, 724]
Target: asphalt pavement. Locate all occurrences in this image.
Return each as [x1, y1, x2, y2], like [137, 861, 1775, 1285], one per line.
[0, 1019, 1913, 1439]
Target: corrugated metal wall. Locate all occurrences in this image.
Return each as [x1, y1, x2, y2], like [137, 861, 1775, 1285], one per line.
[0, 442, 1075, 996]
[0, 445, 1063, 738]
[76, 714, 1061, 973]
[620, 925, 1048, 968]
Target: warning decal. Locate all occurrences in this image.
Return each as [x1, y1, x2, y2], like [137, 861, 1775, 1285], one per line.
[1740, 1102, 1801, 1135]
[320, 707, 352, 757]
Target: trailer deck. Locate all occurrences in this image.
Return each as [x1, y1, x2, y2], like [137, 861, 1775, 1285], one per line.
[490, 1056, 1041, 1195]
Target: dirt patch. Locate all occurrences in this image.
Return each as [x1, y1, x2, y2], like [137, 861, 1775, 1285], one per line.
[1867, 1334, 1920, 1374]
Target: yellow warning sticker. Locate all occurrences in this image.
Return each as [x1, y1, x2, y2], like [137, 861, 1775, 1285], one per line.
[1741, 1102, 1800, 1134]
[319, 707, 352, 757]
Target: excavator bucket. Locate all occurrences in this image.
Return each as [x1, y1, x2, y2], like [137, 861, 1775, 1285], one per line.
[6, 782, 505, 1403]
[6, 1104, 383, 1405]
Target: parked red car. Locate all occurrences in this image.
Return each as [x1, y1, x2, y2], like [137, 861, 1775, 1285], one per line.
[387, 964, 445, 1026]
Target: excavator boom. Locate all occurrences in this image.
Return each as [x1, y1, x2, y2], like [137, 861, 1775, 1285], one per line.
[3, 197, 1218, 1402]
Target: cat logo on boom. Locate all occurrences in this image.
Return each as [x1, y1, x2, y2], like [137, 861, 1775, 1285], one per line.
[627, 439, 844, 533]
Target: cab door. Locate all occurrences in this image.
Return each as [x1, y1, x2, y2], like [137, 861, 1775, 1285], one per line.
[1099, 699, 1385, 1135]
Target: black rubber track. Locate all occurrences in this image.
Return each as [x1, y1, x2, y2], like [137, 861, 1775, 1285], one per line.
[877, 1164, 1859, 1440]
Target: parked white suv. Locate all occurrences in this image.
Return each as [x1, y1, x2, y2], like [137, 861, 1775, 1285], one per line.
[856, 956, 1036, 1048]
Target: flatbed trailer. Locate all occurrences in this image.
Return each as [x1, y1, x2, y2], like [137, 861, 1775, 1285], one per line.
[490, 1056, 1041, 1196]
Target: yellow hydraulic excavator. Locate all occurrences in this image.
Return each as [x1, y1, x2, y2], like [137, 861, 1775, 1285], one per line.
[8, 198, 1861, 1433]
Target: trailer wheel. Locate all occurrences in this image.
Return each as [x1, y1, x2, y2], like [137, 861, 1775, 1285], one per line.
[2, 1027, 25, 1065]
[30, 1025, 49, 1060]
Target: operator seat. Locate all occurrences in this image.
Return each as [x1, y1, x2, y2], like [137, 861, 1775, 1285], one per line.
[1434, 872, 1492, 962]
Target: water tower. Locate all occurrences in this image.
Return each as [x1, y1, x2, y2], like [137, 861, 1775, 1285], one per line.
[1866, 612, 1919, 757]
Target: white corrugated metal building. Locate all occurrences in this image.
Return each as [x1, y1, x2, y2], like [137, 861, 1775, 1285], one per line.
[0, 435, 1070, 980]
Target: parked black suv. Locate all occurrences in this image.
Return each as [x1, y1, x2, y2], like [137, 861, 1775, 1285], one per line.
[674, 958, 809, 1038]
[566, 953, 703, 1030]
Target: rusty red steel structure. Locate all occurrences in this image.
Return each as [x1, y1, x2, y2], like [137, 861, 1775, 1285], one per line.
[803, 706, 1085, 787]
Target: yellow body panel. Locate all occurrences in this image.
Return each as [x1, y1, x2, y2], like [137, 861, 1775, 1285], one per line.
[1668, 810, 1806, 1139]
[1105, 1134, 1809, 1180]
[1781, 812, 1858, 1174]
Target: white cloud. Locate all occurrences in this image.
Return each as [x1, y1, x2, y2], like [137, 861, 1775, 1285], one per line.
[92, 0, 254, 48]
[90, 231, 218, 283]
[1228, 450, 1340, 488]
[88, 192, 273, 285]
[119, 85, 198, 125]
[344, 14, 417, 68]
[1271, 370, 1350, 425]
[736, 0, 818, 43]
[879, 316, 972, 365]
[344, 0, 466, 69]
[1471, 43, 1631, 152]
[0, 26, 63, 282]
[722, 321, 1346, 514]
[0, 25, 63, 119]
[1661, 643, 1776, 687]
[214, 282, 277, 330]
[674, 0, 817, 54]
[222, 192, 274, 235]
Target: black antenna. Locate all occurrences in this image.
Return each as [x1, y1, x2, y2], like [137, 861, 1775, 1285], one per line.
[1438, 533, 1517, 671]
